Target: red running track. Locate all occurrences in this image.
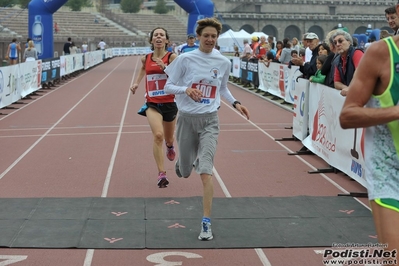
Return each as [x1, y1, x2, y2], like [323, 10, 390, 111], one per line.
[0, 56, 369, 266]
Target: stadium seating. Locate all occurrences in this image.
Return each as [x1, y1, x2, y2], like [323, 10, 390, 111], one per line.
[0, 7, 188, 47]
[0, 8, 139, 44]
[107, 12, 188, 44]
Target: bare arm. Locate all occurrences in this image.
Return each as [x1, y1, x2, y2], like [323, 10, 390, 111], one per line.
[334, 66, 348, 95]
[340, 39, 399, 128]
[334, 81, 347, 91]
[130, 56, 146, 94]
[153, 53, 177, 70]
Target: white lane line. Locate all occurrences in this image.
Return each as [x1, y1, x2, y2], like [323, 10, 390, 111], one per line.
[223, 100, 371, 210]
[213, 128, 273, 266]
[82, 249, 95, 266]
[0, 59, 128, 181]
[221, 100, 353, 196]
[100, 82, 133, 197]
[0, 122, 283, 132]
[216, 99, 369, 266]
[0, 129, 275, 138]
[212, 166, 232, 198]
[255, 249, 273, 266]
[83, 57, 140, 266]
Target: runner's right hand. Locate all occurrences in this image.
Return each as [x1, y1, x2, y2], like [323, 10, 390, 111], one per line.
[130, 84, 138, 94]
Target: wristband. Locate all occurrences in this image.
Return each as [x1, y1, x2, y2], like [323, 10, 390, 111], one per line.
[232, 101, 241, 108]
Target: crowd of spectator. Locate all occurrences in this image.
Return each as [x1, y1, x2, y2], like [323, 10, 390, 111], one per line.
[230, 23, 374, 93]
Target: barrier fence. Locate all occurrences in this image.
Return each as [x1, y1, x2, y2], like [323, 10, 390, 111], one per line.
[0, 47, 150, 110]
[230, 57, 367, 189]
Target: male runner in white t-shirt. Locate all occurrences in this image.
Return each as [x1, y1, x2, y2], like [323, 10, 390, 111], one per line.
[165, 17, 250, 241]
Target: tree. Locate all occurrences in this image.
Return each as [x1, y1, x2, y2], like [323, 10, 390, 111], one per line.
[0, 0, 14, 7]
[120, 0, 142, 14]
[18, 0, 30, 8]
[154, 0, 168, 14]
[65, 0, 92, 12]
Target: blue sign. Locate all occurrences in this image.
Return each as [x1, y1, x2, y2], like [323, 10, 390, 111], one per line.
[174, 0, 214, 35]
[28, 0, 68, 59]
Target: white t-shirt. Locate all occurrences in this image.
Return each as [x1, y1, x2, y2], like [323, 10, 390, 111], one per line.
[305, 47, 312, 62]
[98, 41, 106, 50]
[81, 44, 88, 52]
[164, 49, 236, 114]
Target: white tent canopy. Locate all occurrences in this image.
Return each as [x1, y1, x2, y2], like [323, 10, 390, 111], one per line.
[217, 29, 251, 52]
[251, 31, 268, 40]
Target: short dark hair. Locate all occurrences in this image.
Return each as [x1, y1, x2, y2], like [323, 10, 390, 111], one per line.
[291, 50, 298, 56]
[266, 51, 274, 60]
[385, 6, 396, 15]
[317, 54, 327, 65]
[317, 43, 331, 54]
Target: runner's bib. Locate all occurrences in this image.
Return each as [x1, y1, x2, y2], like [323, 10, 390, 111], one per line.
[147, 73, 168, 97]
[192, 82, 217, 104]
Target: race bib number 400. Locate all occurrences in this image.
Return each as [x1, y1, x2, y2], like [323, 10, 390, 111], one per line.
[147, 73, 167, 97]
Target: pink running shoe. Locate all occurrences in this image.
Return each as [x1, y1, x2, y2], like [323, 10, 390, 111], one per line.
[157, 172, 169, 188]
[166, 142, 175, 161]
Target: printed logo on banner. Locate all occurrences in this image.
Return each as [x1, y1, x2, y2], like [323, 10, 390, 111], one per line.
[6, 72, 17, 97]
[278, 65, 287, 97]
[299, 91, 305, 117]
[350, 129, 365, 178]
[52, 69, 57, 79]
[247, 71, 253, 81]
[311, 90, 337, 157]
[289, 68, 301, 102]
[24, 72, 32, 85]
[272, 70, 279, 87]
[266, 72, 272, 83]
[31, 64, 38, 88]
[52, 59, 60, 68]
[37, 61, 42, 88]
[42, 72, 47, 82]
[247, 61, 258, 72]
[240, 60, 247, 70]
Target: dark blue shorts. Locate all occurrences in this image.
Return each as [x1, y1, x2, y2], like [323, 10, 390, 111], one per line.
[138, 102, 178, 122]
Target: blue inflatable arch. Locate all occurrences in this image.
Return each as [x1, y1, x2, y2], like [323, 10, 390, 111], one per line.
[28, 0, 68, 59]
[28, 0, 213, 59]
[174, 0, 214, 35]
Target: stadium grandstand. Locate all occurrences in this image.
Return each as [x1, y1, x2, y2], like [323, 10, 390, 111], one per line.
[0, 0, 396, 62]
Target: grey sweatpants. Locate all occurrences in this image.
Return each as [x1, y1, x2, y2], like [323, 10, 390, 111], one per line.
[176, 111, 219, 177]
